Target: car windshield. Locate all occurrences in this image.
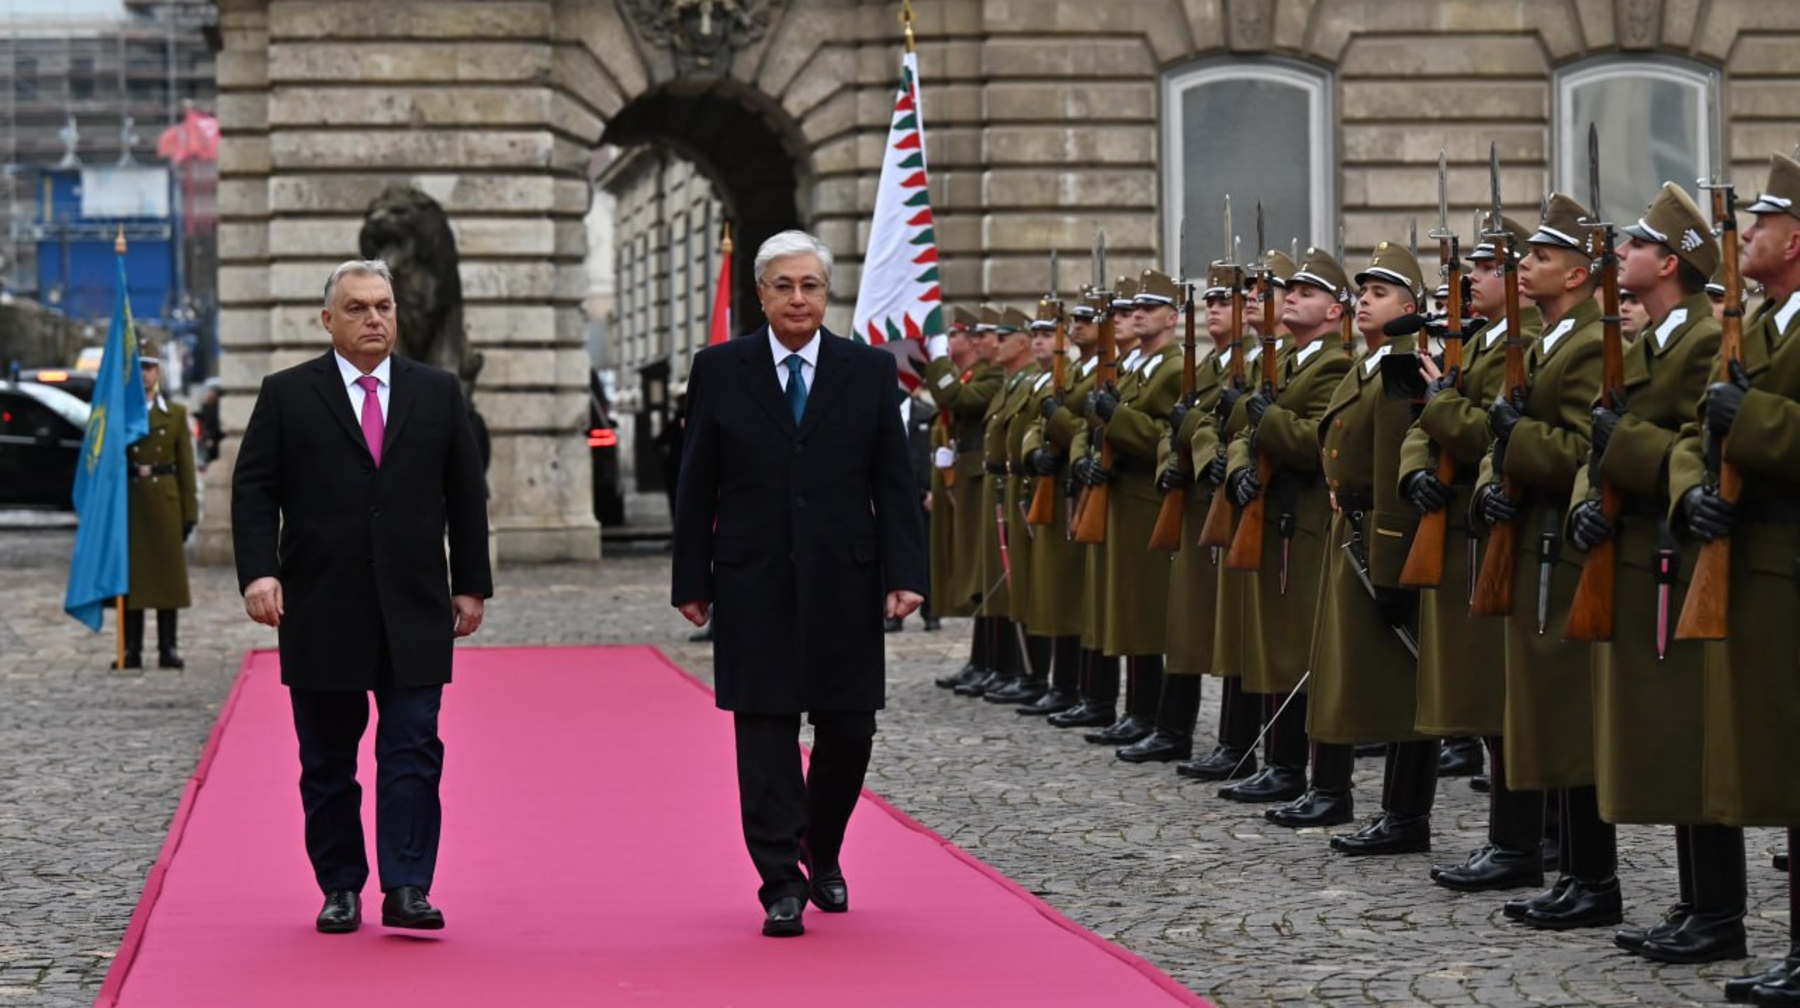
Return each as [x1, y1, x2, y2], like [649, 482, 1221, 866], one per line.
[74, 346, 106, 372]
[8, 381, 91, 429]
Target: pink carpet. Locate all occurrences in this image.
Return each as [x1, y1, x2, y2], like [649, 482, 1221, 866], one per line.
[98, 645, 1211, 1007]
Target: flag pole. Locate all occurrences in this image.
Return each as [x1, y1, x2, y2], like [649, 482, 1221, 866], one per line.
[115, 225, 128, 671]
[900, 0, 915, 53]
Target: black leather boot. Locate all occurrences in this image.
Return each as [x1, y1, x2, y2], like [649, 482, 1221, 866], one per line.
[1438, 736, 1483, 777]
[935, 617, 992, 688]
[957, 619, 1015, 696]
[1507, 787, 1574, 921]
[1118, 671, 1198, 763]
[1435, 738, 1544, 892]
[118, 608, 144, 670]
[1618, 825, 1695, 955]
[1733, 834, 1800, 1004]
[1047, 650, 1116, 728]
[1085, 656, 1156, 744]
[1266, 741, 1354, 827]
[1019, 636, 1081, 716]
[1731, 956, 1800, 1005]
[1331, 739, 1436, 855]
[1523, 787, 1621, 930]
[156, 609, 184, 669]
[1177, 677, 1260, 780]
[1220, 693, 1305, 802]
[987, 634, 1051, 704]
[1640, 824, 1747, 964]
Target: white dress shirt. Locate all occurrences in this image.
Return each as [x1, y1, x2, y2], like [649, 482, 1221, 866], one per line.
[335, 351, 391, 423]
[770, 328, 821, 393]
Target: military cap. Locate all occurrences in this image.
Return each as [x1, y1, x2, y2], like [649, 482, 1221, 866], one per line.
[1202, 262, 1237, 301]
[1354, 240, 1426, 303]
[1135, 268, 1180, 308]
[1110, 275, 1140, 310]
[949, 305, 979, 332]
[138, 342, 162, 366]
[976, 304, 1002, 331]
[1527, 193, 1593, 251]
[1621, 181, 1720, 280]
[1467, 214, 1532, 262]
[1263, 249, 1298, 288]
[1747, 152, 1800, 220]
[1070, 287, 1101, 320]
[1289, 247, 1350, 300]
[1031, 298, 1064, 330]
[999, 306, 1033, 334]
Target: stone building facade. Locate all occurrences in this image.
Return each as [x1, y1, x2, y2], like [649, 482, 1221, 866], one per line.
[202, 0, 1800, 563]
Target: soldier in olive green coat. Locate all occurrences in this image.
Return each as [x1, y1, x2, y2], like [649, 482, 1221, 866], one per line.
[122, 352, 197, 670]
[1217, 249, 1353, 804]
[1666, 153, 1800, 1001]
[1473, 194, 1615, 932]
[965, 308, 1041, 700]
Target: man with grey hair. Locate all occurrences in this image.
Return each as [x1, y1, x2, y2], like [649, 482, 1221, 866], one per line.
[672, 229, 927, 937]
[233, 257, 491, 935]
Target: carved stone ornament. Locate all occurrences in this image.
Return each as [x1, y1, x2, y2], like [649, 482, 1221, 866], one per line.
[1228, 0, 1273, 52]
[1618, 0, 1660, 50]
[625, 0, 776, 76]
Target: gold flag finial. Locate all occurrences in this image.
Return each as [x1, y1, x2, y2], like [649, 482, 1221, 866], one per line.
[115, 224, 127, 255]
[900, 0, 916, 53]
[720, 219, 733, 256]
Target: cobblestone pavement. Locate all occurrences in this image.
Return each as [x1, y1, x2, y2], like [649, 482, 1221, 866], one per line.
[0, 520, 1786, 1007]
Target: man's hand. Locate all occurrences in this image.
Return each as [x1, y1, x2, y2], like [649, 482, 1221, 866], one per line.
[243, 576, 283, 628]
[1476, 482, 1518, 525]
[1681, 486, 1736, 542]
[1026, 446, 1059, 475]
[1167, 401, 1192, 437]
[1704, 359, 1751, 439]
[1040, 394, 1063, 422]
[1228, 467, 1262, 507]
[452, 594, 484, 638]
[1202, 454, 1228, 486]
[1403, 469, 1451, 514]
[1089, 388, 1120, 421]
[1488, 393, 1526, 441]
[1245, 391, 1273, 426]
[1568, 499, 1614, 552]
[886, 590, 925, 620]
[677, 600, 712, 627]
[1421, 355, 1460, 402]
[1156, 464, 1190, 492]
[1215, 385, 1244, 423]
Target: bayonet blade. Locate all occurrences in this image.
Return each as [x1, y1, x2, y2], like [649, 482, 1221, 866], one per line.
[1178, 215, 1187, 284]
[1223, 195, 1233, 266]
[1587, 122, 1603, 224]
[1097, 230, 1108, 290]
[1050, 248, 1059, 301]
[1256, 200, 1267, 268]
[1489, 141, 1503, 234]
[1436, 149, 1449, 234]
[1410, 218, 1419, 259]
[1707, 72, 1724, 184]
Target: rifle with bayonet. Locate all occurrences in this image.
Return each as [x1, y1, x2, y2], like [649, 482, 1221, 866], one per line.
[1197, 200, 1245, 548]
[1071, 234, 1116, 544]
[1565, 124, 1626, 641]
[1400, 150, 1466, 588]
[1676, 82, 1745, 641]
[1027, 250, 1066, 526]
[1226, 202, 1279, 571]
[1149, 221, 1198, 551]
[1469, 143, 1526, 617]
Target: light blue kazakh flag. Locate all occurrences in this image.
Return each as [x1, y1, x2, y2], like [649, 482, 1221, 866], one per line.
[64, 256, 149, 630]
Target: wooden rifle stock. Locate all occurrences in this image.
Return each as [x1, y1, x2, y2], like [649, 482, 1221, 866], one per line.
[1468, 240, 1527, 617]
[1072, 310, 1117, 544]
[1197, 273, 1247, 548]
[1564, 222, 1626, 641]
[1225, 274, 1279, 570]
[1149, 286, 1199, 551]
[1400, 234, 1464, 588]
[1027, 305, 1068, 526]
[1675, 184, 1746, 641]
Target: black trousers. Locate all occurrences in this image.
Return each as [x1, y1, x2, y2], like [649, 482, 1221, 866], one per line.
[289, 683, 444, 894]
[734, 710, 876, 908]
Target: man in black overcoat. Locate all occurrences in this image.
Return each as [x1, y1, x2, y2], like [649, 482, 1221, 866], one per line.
[232, 259, 491, 934]
[671, 230, 928, 937]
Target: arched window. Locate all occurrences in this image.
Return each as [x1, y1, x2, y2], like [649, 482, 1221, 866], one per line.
[1556, 57, 1715, 226]
[1161, 58, 1334, 272]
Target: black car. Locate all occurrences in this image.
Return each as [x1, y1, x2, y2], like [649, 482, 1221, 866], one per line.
[0, 379, 90, 509]
[17, 366, 97, 402]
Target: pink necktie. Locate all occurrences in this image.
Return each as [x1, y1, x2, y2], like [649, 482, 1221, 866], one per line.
[356, 374, 384, 467]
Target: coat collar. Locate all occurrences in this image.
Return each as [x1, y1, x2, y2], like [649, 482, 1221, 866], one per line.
[735, 327, 850, 437]
[307, 350, 417, 464]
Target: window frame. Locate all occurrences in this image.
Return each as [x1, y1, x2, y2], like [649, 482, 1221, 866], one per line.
[1553, 55, 1716, 219]
[1160, 56, 1336, 272]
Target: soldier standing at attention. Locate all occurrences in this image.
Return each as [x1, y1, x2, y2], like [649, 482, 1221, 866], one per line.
[1218, 248, 1354, 804]
[1475, 194, 1614, 930]
[1405, 216, 1551, 892]
[927, 307, 1004, 691]
[1667, 151, 1800, 1006]
[120, 347, 198, 670]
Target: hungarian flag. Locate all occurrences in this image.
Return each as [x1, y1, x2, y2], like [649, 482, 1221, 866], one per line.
[850, 49, 941, 391]
[707, 227, 733, 345]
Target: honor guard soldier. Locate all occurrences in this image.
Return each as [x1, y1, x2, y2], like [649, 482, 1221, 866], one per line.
[1567, 181, 1741, 963]
[120, 346, 198, 669]
[1668, 152, 1800, 1006]
[1405, 215, 1551, 891]
[926, 306, 1004, 691]
[1475, 193, 1617, 930]
[1218, 248, 1354, 803]
[1019, 291, 1105, 716]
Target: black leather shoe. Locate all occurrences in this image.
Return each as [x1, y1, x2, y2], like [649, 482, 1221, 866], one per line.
[954, 669, 1008, 697]
[1777, 853, 1790, 872]
[884, 617, 904, 633]
[315, 890, 361, 933]
[1752, 969, 1800, 1008]
[1116, 730, 1192, 763]
[1727, 959, 1798, 1003]
[380, 886, 444, 930]
[1176, 746, 1257, 781]
[1084, 714, 1154, 745]
[1219, 765, 1306, 803]
[1637, 910, 1747, 964]
[1522, 876, 1623, 930]
[1047, 702, 1115, 729]
[1437, 738, 1483, 777]
[922, 615, 942, 631]
[1354, 743, 1387, 758]
[117, 651, 142, 670]
[934, 663, 987, 689]
[1016, 688, 1078, 717]
[158, 648, 185, 670]
[1330, 813, 1431, 855]
[808, 867, 848, 914]
[762, 895, 805, 937]
[1265, 788, 1354, 828]
[1469, 774, 1491, 793]
[1432, 845, 1544, 892]
[1504, 876, 1574, 921]
[985, 679, 1047, 705]
[1615, 902, 1691, 954]
[687, 625, 714, 643]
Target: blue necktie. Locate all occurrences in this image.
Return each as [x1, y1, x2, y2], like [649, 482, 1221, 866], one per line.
[785, 353, 808, 424]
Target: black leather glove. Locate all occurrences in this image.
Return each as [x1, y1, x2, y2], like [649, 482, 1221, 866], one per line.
[1215, 384, 1244, 423]
[1681, 485, 1736, 542]
[1488, 393, 1526, 441]
[1373, 586, 1416, 629]
[1026, 447, 1059, 476]
[1228, 467, 1262, 507]
[1202, 454, 1228, 486]
[182, 521, 196, 539]
[1087, 459, 1113, 486]
[1704, 359, 1751, 439]
[1402, 469, 1451, 514]
[1167, 401, 1192, 437]
[1040, 394, 1063, 422]
[1568, 499, 1614, 552]
[1422, 366, 1461, 403]
[1089, 388, 1120, 421]
[1070, 456, 1095, 486]
[1589, 404, 1621, 461]
[1156, 464, 1190, 492]
[1245, 391, 1273, 426]
[1477, 482, 1518, 525]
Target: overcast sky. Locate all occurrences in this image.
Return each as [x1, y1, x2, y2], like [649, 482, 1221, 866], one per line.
[4, 0, 125, 14]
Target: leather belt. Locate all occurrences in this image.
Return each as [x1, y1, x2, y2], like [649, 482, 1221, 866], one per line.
[129, 463, 177, 479]
[1334, 490, 1374, 513]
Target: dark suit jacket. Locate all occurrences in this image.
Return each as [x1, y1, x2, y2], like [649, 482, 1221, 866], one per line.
[670, 329, 928, 713]
[231, 351, 492, 690]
